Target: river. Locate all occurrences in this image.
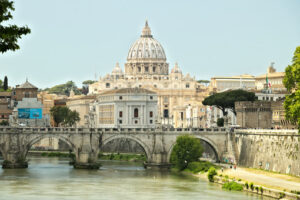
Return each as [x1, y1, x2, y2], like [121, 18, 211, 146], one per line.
[0, 157, 272, 200]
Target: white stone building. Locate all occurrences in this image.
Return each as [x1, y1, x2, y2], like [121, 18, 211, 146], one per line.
[89, 21, 209, 128]
[89, 88, 157, 128]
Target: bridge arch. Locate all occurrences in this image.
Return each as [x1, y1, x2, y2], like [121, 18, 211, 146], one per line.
[101, 134, 152, 161]
[167, 135, 221, 163]
[26, 134, 76, 155]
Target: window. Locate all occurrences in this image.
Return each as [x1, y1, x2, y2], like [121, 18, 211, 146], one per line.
[150, 96, 153, 100]
[135, 120, 138, 124]
[138, 67, 141, 72]
[163, 109, 169, 118]
[119, 96, 122, 100]
[150, 120, 153, 124]
[139, 85, 142, 88]
[153, 67, 156, 72]
[119, 120, 122, 124]
[134, 108, 139, 118]
[119, 111, 123, 118]
[25, 92, 30, 98]
[149, 111, 153, 118]
[154, 84, 157, 88]
[145, 67, 149, 72]
[180, 112, 184, 120]
[186, 83, 190, 88]
[106, 83, 110, 88]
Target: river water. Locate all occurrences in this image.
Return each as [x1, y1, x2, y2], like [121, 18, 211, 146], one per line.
[0, 157, 272, 200]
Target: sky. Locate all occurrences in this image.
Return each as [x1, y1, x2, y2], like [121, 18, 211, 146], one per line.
[0, 0, 300, 89]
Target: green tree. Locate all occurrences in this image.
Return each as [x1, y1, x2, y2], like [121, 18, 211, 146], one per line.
[65, 110, 80, 127]
[170, 135, 203, 170]
[207, 167, 217, 182]
[217, 118, 224, 127]
[50, 106, 69, 127]
[82, 80, 96, 85]
[283, 46, 300, 131]
[50, 106, 80, 127]
[3, 76, 8, 91]
[0, 0, 31, 53]
[0, 120, 9, 126]
[202, 89, 256, 116]
[47, 81, 81, 96]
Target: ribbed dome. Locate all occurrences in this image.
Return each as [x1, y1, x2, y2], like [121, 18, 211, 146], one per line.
[127, 21, 166, 61]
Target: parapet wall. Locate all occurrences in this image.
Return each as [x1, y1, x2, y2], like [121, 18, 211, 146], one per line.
[235, 129, 300, 176]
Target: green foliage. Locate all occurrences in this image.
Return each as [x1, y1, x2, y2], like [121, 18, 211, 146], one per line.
[259, 186, 263, 194]
[82, 80, 96, 85]
[98, 153, 146, 162]
[245, 182, 249, 189]
[0, 120, 9, 126]
[283, 46, 300, 132]
[170, 135, 203, 170]
[217, 118, 224, 127]
[279, 192, 285, 199]
[50, 106, 80, 127]
[47, 81, 81, 96]
[185, 161, 218, 174]
[0, 0, 31, 53]
[3, 76, 8, 91]
[249, 182, 254, 191]
[291, 190, 300, 195]
[202, 89, 256, 116]
[207, 167, 217, 182]
[222, 181, 244, 191]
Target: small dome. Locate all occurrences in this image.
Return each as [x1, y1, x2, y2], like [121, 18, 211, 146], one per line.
[111, 62, 123, 75]
[171, 63, 182, 73]
[127, 21, 166, 61]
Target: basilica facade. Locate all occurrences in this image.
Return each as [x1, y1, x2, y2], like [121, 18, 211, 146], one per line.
[89, 21, 209, 128]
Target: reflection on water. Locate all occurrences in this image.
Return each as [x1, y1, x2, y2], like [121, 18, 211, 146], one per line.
[0, 157, 272, 200]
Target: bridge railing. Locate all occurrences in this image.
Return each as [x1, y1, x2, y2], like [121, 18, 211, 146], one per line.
[0, 126, 228, 133]
[235, 129, 298, 135]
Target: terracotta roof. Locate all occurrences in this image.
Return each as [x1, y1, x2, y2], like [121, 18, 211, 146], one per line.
[17, 80, 38, 89]
[100, 88, 156, 95]
[256, 72, 285, 79]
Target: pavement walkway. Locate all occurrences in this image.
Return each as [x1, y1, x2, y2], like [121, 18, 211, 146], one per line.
[221, 167, 300, 191]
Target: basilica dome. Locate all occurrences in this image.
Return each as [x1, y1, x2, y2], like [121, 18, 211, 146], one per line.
[127, 21, 166, 61]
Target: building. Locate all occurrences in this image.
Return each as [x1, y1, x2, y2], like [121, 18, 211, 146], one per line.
[210, 74, 256, 92]
[0, 92, 13, 123]
[89, 88, 157, 128]
[66, 95, 96, 127]
[89, 21, 209, 128]
[13, 79, 38, 101]
[235, 101, 272, 129]
[255, 63, 286, 92]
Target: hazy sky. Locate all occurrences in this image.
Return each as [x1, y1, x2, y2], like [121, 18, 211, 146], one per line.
[1, 0, 300, 89]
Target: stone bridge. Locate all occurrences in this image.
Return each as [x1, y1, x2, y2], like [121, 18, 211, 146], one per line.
[0, 127, 230, 169]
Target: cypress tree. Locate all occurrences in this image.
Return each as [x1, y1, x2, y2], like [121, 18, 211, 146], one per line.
[3, 76, 8, 91]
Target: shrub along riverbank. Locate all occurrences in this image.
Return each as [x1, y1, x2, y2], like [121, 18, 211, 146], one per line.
[31, 151, 146, 162]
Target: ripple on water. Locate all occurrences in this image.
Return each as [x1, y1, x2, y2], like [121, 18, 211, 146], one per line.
[0, 157, 272, 200]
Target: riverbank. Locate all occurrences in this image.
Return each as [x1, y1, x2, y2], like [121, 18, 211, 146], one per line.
[192, 166, 300, 200]
[28, 151, 146, 162]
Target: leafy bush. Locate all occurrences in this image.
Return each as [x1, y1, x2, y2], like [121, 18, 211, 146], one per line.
[259, 186, 263, 194]
[222, 181, 244, 191]
[208, 167, 217, 182]
[245, 182, 249, 189]
[170, 135, 203, 170]
[186, 161, 217, 174]
[250, 182, 254, 191]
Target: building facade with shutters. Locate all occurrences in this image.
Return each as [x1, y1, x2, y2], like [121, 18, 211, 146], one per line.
[89, 88, 157, 128]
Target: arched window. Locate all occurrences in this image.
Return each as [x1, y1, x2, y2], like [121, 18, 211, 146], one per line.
[134, 108, 139, 118]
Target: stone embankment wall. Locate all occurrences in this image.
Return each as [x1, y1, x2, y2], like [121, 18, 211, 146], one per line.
[235, 129, 300, 176]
